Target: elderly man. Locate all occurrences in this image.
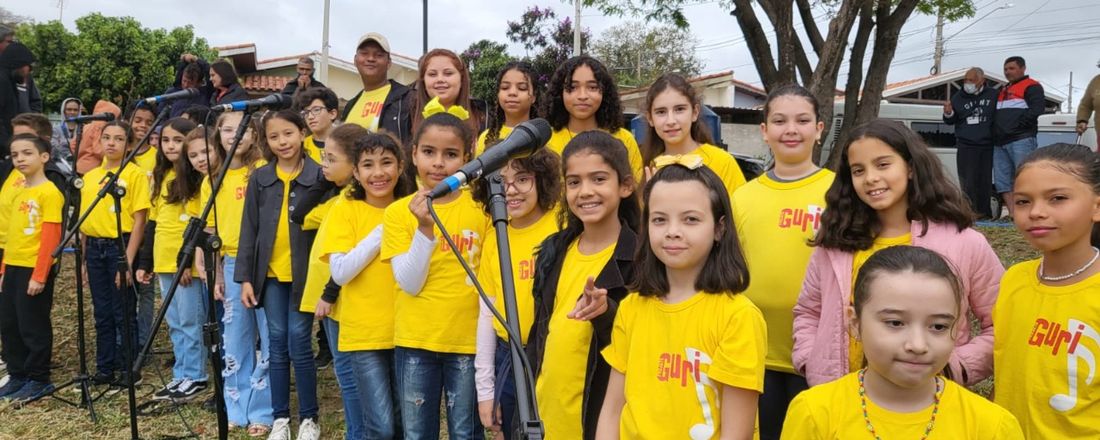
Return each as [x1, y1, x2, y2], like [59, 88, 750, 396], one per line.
[944, 67, 999, 218]
[281, 57, 326, 97]
[992, 56, 1045, 209]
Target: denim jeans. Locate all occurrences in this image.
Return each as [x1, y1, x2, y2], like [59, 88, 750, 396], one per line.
[323, 318, 366, 439]
[262, 279, 318, 420]
[993, 136, 1038, 194]
[395, 347, 483, 440]
[493, 338, 519, 440]
[220, 257, 272, 427]
[157, 274, 209, 382]
[348, 348, 400, 440]
[135, 277, 155, 351]
[85, 236, 138, 375]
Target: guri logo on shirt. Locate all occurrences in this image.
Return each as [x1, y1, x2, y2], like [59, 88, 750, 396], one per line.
[778, 204, 824, 233]
[235, 186, 246, 200]
[1028, 317, 1100, 412]
[19, 199, 41, 235]
[657, 348, 709, 387]
[518, 258, 535, 280]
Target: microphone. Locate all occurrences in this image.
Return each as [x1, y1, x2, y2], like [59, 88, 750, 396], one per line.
[429, 118, 552, 199]
[142, 88, 199, 105]
[210, 94, 291, 113]
[66, 113, 116, 123]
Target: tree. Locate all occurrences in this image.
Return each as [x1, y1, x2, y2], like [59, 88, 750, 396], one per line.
[591, 21, 703, 88]
[461, 40, 512, 104]
[0, 6, 29, 27]
[506, 6, 591, 91]
[16, 13, 214, 113]
[583, 0, 975, 165]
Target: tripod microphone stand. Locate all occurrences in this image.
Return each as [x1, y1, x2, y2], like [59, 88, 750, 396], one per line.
[53, 105, 171, 440]
[133, 111, 258, 440]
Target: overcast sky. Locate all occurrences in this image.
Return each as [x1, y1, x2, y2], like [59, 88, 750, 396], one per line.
[11, 0, 1100, 111]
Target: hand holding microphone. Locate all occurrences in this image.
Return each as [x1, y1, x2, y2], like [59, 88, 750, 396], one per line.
[429, 118, 552, 199]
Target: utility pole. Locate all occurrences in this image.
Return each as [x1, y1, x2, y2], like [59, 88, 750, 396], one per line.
[320, 0, 331, 84]
[932, 10, 945, 75]
[574, 0, 582, 56]
[423, 0, 429, 55]
[1068, 71, 1074, 113]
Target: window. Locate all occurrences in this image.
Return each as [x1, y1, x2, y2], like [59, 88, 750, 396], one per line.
[1037, 132, 1079, 148]
[911, 122, 957, 148]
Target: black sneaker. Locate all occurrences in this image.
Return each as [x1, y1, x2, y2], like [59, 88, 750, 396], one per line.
[9, 380, 55, 403]
[314, 350, 333, 369]
[153, 378, 183, 401]
[0, 376, 28, 399]
[112, 373, 143, 388]
[169, 379, 206, 401]
[202, 395, 217, 412]
[91, 371, 115, 386]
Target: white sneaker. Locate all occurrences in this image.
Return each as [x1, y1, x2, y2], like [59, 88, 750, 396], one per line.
[0, 375, 8, 389]
[267, 418, 291, 440]
[297, 418, 320, 440]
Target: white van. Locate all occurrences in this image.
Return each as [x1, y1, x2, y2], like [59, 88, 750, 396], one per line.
[1037, 113, 1097, 151]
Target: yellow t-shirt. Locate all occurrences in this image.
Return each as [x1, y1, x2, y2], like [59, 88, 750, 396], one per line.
[479, 208, 559, 343]
[79, 163, 153, 238]
[266, 166, 298, 281]
[732, 169, 834, 373]
[3, 180, 64, 267]
[151, 170, 202, 273]
[318, 197, 395, 351]
[475, 125, 514, 157]
[303, 135, 324, 163]
[654, 143, 747, 197]
[200, 164, 260, 258]
[603, 292, 767, 439]
[346, 84, 392, 132]
[381, 190, 489, 353]
[131, 145, 158, 175]
[0, 172, 27, 249]
[300, 196, 338, 315]
[849, 232, 912, 371]
[993, 259, 1100, 439]
[782, 372, 1024, 440]
[536, 239, 616, 440]
[546, 127, 643, 181]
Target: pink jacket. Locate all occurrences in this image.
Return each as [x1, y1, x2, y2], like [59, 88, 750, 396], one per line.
[791, 221, 1002, 387]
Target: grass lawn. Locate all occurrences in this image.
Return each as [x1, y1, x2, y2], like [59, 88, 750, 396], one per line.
[0, 224, 1037, 439]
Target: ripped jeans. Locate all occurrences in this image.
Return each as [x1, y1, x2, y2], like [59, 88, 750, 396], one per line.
[220, 256, 273, 427]
[394, 347, 483, 440]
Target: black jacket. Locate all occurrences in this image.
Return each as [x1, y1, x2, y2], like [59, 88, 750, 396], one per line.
[0, 67, 16, 155]
[234, 157, 324, 305]
[339, 79, 414, 144]
[280, 77, 326, 96]
[210, 83, 251, 107]
[992, 76, 1046, 145]
[525, 224, 637, 440]
[943, 86, 998, 147]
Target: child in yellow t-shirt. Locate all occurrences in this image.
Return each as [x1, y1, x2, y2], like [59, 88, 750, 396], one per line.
[317, 131, 413, 439]
[597, 161, 765, 440]
[0, 135, 64, 402]
[381, 112, 489, 438]
[994, 143, 1100, 438]
[296, 87, 339, 163]
[469, 145, 561, 438]
[475, 61, 538, 156]
[641, 73, 746, 197]
[542, 56, 644, 180]
[525, 131, 639, 440]
[199, 111, 273, 434]
[234, 110, 325, 439]
[134, 117, 211, 402]
[782, 246, 1023, 440]
[78, 122, 151, 388]
[732, 84, 834, 439]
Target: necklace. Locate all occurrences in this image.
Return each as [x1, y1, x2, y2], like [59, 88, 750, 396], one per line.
[1039, 246, 1100, 282]
[858, 368, 942, 440]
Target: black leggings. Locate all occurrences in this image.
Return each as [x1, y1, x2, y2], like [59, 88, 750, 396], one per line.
[758, 369, 809, 440]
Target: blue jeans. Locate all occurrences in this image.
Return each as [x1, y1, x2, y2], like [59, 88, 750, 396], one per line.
[993, 136, 1038, 194]
[135, 277, 155, 351]
[348, 349, 400, 440]
[220, 257, 272, 427]
[261, 279, 318, 420]
[157, 274, 209, 382]
[493, 338, 519, 440]
[85, 236, 138, 375]
[395, 347, 483, 440]
[323, 318, 368, 439]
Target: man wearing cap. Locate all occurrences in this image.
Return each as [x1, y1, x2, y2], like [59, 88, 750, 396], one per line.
[340, 33, 413, 144]
[1, 42, 36, 154]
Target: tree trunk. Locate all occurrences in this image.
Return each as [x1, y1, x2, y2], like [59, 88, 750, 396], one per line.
[827, 0, 875, 169]
[763, 0, 798, 86]
[796, 0, 825, 55]
[731, 0, 780, 89]
[852, 0, 921, 129]
[809, 0, 864, 164]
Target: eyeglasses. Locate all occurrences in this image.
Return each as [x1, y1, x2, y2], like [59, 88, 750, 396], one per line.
[301, 106, 329, 118]
[503, 174, 535, 194]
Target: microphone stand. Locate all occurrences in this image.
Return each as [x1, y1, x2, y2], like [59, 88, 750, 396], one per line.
[53, 105, 171, 440]
[133, 111, 256, 440]
[29, 121, 110, 418]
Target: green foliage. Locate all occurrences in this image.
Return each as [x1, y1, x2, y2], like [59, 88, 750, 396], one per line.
[461, 40, 513, 104]
[16, 13, 214, 113]
[590, 21, 703, 88]
[506, 5, 590, 91]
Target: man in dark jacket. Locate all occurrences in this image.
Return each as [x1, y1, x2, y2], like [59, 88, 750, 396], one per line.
[280, 57, 326, 97]
[160, 54, 213, 118]
[0, 42, 35, 156]
[340, 33, 413, 144]
[992, 56, 1045, 207]
[944, 67, 998, 218]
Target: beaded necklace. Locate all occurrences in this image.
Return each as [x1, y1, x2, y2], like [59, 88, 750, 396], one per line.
[858, 368, 943, 440]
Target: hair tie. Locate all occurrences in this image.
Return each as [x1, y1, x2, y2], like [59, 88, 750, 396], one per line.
[422, 96, 469, 121]
[652, 154, 704, 170]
